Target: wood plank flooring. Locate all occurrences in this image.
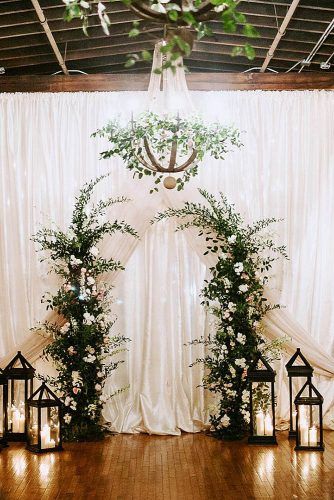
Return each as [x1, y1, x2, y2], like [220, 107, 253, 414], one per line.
[0, 431, 333, 500]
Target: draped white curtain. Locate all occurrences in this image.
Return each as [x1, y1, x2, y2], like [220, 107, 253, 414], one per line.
[0, 90, 334, 434]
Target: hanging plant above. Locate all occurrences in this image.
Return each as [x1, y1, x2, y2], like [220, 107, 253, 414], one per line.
[93, 112, 242, 192]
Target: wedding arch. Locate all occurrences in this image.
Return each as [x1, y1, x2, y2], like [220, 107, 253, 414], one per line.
[1, 90, 334, 435]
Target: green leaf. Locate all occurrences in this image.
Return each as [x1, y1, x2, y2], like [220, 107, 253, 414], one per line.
[245, 43, 256, 60]
[141, 50, 152, 61]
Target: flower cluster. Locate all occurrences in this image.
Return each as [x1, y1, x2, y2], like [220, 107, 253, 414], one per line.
[33, 174, 137, 440]
[93, 112, 242, 192]
[154, 189, 287, 439]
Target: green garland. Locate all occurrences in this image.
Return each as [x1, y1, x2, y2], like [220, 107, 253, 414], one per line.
[154, 189, 287, 439]
[32, 174, 138, 441]
[94, 112, 242, 192]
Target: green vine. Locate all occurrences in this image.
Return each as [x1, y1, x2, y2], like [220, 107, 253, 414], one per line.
[154, 189, 287, 439]
[93, 112, 242, 192]
[32, 174, 138, 441]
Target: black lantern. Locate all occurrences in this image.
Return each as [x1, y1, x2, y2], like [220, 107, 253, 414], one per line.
[26, 382, 63, 453]
[248, 353, 277, 445]
[285, 348, 313, 438]
[4, 351, 35, 441]
[294, 379, 324, 451]
[0, 367, 8, 447]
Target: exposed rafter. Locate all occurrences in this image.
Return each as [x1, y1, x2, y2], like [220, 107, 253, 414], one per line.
[30, 0, 69, 75]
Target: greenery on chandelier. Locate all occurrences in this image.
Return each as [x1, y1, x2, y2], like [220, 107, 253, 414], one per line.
[154, 189, 287, 439]
[62, 0, 258, 71]
[93, 112, 242, 192]
[32, 174, 138, 441]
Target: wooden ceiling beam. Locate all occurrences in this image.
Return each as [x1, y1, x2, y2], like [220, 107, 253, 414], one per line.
[1, 73, 334, 92]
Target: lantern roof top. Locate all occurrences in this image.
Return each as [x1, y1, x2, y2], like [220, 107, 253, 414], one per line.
[285, 348, 313, 377]
[28, 382, 62, 405]
[247, 352, 276, 381]
[4, 351, 35, 375]
[295, 379, 323, 405]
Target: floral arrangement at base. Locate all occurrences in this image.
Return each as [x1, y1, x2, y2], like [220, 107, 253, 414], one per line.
[154, 189, 287, 439]
[93, 112, 242, 192]
[32, 174, 137, 441]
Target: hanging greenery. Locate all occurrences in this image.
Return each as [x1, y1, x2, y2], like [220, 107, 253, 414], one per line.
[32, 174, 138, 441]
[93, 112, 242, 192]
[62, 1, 258, 70]
[154, 189, 287, 439]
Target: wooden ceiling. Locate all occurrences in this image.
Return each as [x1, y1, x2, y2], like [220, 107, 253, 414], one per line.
[0, 0, 334, 76]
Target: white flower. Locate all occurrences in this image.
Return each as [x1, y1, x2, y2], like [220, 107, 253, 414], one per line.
[95, 383, 102, 391]
[221, 344, 228, 351]
[70, 255, 82, 266]
[239, 284, 249, 293]
[223, 311, 230, 319]
[242, 390, 250, 403]
[64, 413, 72, 424]
[70, 401, 77, 410]
[60, 322, 70, 334]
[230, 367, 236, 378]
[228, 235, 237, 244]
[83, 354, 96, 363]
[64, 396, 72, 407]
[83, 312, 95, 325]
[85, 345, 95, 354]
[235, 358, 247, 368]
[243, 410, 250, 423]
[97, 371, 104, 378]
[234, 262, 244, 274]
[227, 326, 234, 335]
[87, 276, 95, 286]
[89, 246, 99, 257]
[220, 415, 230, 428]
[228, 302, 236, 312]
[236, 333, 246, 345]
[99, 394, 108, 403]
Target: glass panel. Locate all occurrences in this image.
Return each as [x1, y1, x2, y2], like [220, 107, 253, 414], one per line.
[40, 407, 57, 450]
[7, 379, 26, 433]
[298, 404, 320, 447]
[252, 381, 273, 436]
[28, 407, 38, 446]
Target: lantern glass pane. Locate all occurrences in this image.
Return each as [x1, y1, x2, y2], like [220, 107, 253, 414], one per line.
[298, 404, 320, 447]
[0, 386, 3, 438]
[28, 407, 39, 447]
[8, 379, 26, 411]
[7, 384, 25, 434]
[40, 407, 59, 450]
[252, 381, 274, 437]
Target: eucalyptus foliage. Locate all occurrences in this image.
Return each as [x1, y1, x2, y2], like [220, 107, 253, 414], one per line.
[32, 174, 138, 441]
[154, 189, 287, 439]
[62, 1, 258, 70]
[94, 112, 242, 192]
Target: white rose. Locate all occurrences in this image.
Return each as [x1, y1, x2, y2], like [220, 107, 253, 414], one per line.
[60, 322, 70, 334]
[235, 358, 246, 368]
[239, 284, 249, 293]
[87, 276, 95, 286]
[220, 415, 230, 427]
[228, 235, 237, 244]
[95, 383, 102, 391]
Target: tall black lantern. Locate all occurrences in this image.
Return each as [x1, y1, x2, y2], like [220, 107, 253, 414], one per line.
[285, 348, 313, 438]
[294, 379, 324, 451]
[247, 353, 277, 445]
[4, 351, 35, 441]
[27, 382, 63, 453]
[0, 367, 8, 447]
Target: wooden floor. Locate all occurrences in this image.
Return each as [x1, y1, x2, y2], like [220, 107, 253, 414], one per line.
[0, 431, 333, 500]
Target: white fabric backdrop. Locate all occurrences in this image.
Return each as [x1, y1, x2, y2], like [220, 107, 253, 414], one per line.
[0, 90, 334, 434]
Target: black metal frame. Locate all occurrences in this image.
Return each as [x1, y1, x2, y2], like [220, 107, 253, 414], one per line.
[4, 351, 35, 442]
[0, 368, 8, 448]
[285, 348, 313, 439]
[248, 353, 277, 445]
[26, 382, 63, 454]
[294, 379, 324, 452]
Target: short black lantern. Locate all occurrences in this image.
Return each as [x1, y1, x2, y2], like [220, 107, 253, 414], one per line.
[294, 379, 324, 451]
[285, 348, 313, 438]
[0, 367, 8, 447]
[248, 353, 277, 445]
[27, 382, 63, 453]
[4, 351, 35, 441]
